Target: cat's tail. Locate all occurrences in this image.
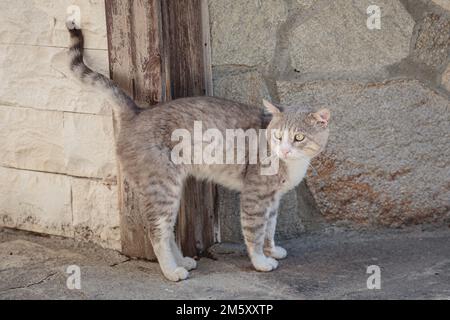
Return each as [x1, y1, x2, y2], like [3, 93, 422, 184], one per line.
[67, 27, 140, 121]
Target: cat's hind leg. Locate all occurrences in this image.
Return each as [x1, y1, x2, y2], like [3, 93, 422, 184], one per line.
[141, 173, 188, 282]
[170, 236, 197, 271]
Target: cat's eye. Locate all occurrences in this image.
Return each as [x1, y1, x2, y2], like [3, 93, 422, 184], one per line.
[274, 131, 282, 140]
[294, 133, 305, 142]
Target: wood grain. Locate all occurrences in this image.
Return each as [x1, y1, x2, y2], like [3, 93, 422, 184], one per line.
[106, 0, 167, 107]
[106, 0, 217, 260]
[161, 0, 218, 256]
[106, 0, 165, 260]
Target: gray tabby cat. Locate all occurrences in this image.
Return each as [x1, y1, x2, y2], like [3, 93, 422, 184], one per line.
[67, 27, 330, 282]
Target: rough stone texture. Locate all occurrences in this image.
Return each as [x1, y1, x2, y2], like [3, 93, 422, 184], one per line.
[212, 66, 306, 242]
[0, 0, 119, 250]
[0, 239, 86, 270]
[210, 0, 450, 235]
[209, 0, 287, 66]
[412, 13, 450, 69]
[277, 190, 305, 237]
[213, 67, 271, 106]
[72, 179, 121, 251]
[0, 167, 73, 237]
[218, 187, 304, 243]
[0, 106, 65, 173]
[2, 227, 450, 299]
[0, 45, 110, 114]
[0, 167, 121, 250]
[289, 0, 414, 77]
[278, 79, 450, 227]
[63, 113, 117, 179]
[432, 0, 450, 12]
[442, 63, 450, 91]
[0, 0, 107, 49]
[0, 106, 116, 179]
[0, 0, 448, 251]
[216, 187, 240, 242]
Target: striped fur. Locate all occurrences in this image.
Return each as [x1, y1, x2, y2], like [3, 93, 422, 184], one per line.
[67, 27, 330, 282]
[68, 28, 140, 121]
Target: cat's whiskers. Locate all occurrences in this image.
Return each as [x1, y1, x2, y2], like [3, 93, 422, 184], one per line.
[307, 162, 319, 176]
[298, 154, 319, 176]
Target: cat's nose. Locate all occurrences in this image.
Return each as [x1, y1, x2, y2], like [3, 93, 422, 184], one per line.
[281, 148, 291, 156]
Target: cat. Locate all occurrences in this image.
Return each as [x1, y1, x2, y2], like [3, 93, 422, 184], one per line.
[67, 26, 330, 282]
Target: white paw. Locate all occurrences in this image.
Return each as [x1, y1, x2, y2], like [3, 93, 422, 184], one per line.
[251, 255, 279, 272]
[163, 267, 189, 282]
[181, 257, 197, 271]
[265, 246, 287, 260]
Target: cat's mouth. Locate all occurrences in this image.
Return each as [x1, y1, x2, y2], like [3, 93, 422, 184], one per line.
[276, 152, 302, 162]
[275, 149, 315, 162]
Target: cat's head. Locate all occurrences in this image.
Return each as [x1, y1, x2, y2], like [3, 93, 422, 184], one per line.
[264, 99, 330, 162]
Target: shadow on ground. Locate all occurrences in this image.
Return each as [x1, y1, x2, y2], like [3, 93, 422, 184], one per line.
[0, 226, 449, 299]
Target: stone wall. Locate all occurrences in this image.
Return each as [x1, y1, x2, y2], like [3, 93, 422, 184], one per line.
[0, 0, 448, 249]
[210, 0, 450, 241]
[0, 0, 121, 250]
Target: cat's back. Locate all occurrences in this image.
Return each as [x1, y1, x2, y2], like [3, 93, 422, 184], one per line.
[138, 96, 263, 131]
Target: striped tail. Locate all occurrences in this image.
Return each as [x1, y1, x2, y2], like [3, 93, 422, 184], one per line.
[68, 28, 140, 120]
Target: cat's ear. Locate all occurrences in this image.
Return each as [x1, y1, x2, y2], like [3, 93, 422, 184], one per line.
[311, 108, 330, 127]
[263, 99, 282, 115]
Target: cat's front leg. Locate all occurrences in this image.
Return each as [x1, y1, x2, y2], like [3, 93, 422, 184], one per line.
[240, 195, 279, 272]
[263, 209, 287, 260]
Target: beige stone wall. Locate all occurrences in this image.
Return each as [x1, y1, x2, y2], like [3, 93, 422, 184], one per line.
[0, 0, 121, 250]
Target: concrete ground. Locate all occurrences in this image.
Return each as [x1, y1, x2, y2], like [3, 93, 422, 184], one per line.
[0, 226, 449, 300]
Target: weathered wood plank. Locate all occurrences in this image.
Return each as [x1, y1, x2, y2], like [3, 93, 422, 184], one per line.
[106, 0, 167, 260]
[201, 0, 214, 98]
[106, 0, 167, 106]
[161, 0, 218, 257]
[106, 0, 217, 260]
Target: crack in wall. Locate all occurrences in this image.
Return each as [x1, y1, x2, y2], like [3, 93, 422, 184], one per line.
[0, 164, 115, 184]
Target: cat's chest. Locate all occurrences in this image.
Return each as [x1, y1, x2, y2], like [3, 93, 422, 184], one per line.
[281, 159, 309, 193]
